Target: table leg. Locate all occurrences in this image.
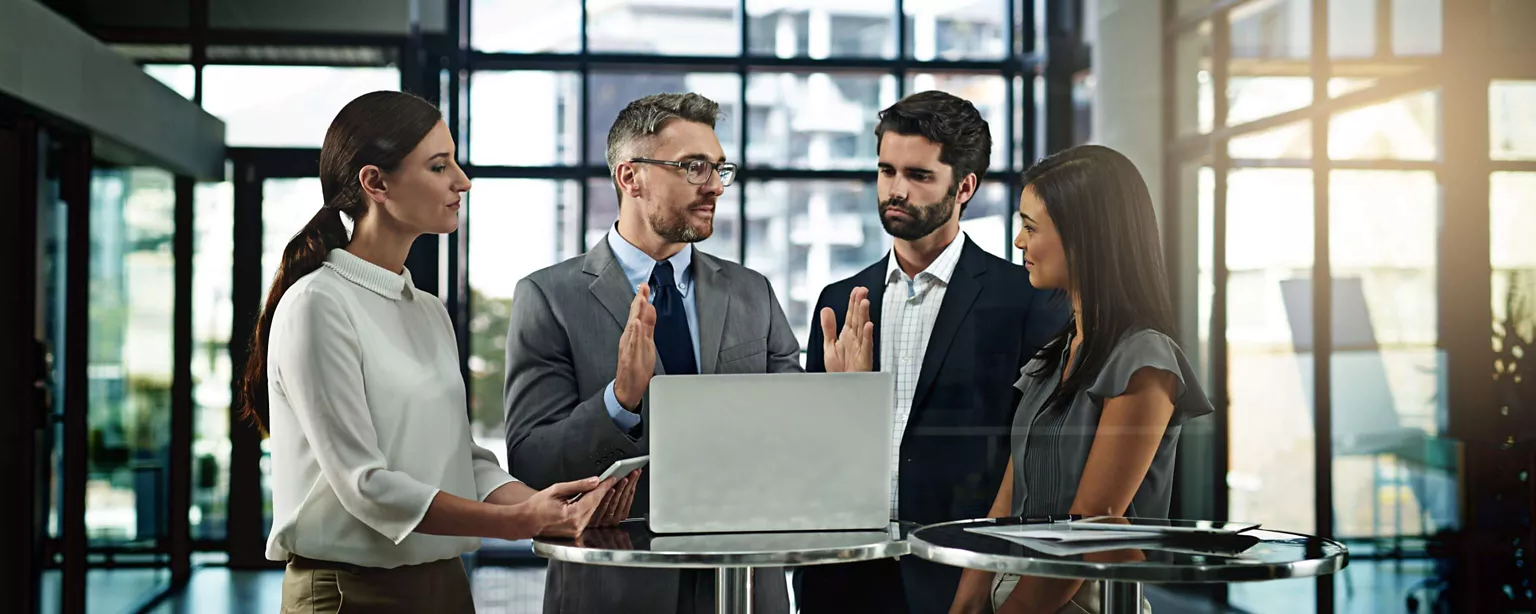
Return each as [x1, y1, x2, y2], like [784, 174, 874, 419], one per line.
[716, 567, 753, 614]
[1100, 580, 1143, 614]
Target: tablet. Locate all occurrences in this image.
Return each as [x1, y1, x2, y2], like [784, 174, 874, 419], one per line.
[598, 455, 649, 481]
[569, 455, 648, 502]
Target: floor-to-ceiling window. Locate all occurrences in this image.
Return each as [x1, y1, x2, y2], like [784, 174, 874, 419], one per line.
[460, 0, 1084, 499]
[83, 166, 178, 611]
[1167, 0, 1535, 612]
[190, 182, 233, 544]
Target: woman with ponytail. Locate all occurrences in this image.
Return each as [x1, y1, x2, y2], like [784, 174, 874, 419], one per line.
[239, 91, 638, 613]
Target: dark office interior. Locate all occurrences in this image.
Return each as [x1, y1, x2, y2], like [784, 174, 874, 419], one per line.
[3, 0, 1535, 612]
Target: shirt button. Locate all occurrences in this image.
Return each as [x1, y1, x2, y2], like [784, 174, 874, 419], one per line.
[901, 356, 910, 364]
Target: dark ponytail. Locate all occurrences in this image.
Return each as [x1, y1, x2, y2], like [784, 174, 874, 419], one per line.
[237, 91, 443, 432]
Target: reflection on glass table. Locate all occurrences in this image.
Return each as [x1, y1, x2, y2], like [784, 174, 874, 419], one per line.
[535, 520, 910, 614]
[910, 517, 1347, 614]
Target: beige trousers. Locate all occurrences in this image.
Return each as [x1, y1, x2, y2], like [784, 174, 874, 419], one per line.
[991, 573, 1154, 614]
[280, 555, 475, 614]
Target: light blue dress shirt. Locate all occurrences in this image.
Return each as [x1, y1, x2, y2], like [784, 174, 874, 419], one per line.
[602, 226, 702, 431]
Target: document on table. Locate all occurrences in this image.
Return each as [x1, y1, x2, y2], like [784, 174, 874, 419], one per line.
[964, 524, 1261, 559]
[965, 525, 1163, 556]
[1062, 519, 1261, 535]
[969, 527, 1153, 542]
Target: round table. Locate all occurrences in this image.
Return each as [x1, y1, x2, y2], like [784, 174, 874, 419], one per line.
[909, 518, 1348, 614]
[533, 520, 910, 614]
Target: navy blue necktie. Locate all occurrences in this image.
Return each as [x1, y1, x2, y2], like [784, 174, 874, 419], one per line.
[650, 260, 698, 375]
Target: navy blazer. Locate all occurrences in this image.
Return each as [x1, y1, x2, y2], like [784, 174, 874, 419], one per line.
[803, 236, 1068, 613]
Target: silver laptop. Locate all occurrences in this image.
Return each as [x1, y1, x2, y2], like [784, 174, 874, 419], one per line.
[646, 371, 894, 534]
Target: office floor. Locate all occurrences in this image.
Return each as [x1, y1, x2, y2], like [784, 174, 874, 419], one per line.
[40, 569, 173, 614]
[43, 558, 1437, 614]
[132, 565, 546, 614]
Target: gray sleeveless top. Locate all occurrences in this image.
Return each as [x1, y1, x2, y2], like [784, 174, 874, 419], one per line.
[1009, 328, 1214, 518]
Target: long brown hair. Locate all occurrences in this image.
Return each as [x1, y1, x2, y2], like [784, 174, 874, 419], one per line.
[1022, 145, 1176, 412]
[237, 90, 443, 432]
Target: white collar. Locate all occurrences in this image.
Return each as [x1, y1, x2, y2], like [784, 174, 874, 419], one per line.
[885, 232, 967, 285]
[322, 248, 414, 301]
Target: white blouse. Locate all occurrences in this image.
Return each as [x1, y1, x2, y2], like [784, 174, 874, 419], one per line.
[265, 248, 517, 569]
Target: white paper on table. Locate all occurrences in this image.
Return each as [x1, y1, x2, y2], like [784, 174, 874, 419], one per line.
[964, 525, 1264, 560]
[964, 528, 1164, 556]
[980, 528, 1152, 542]
[966, 525, 1151, 542]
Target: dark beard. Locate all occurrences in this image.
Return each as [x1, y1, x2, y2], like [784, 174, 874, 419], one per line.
[879, 186, 957, 241]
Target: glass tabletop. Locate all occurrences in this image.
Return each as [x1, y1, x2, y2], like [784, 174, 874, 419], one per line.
[532, 520, 913, 569]
[909, 518, 1348, 584]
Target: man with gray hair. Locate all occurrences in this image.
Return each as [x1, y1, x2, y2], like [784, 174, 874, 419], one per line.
[502, 92, 873, 613]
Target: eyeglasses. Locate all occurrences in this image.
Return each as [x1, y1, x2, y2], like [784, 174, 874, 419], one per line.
[629, 157, 738, 187]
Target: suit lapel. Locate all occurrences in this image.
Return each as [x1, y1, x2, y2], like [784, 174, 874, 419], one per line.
[693, 252, 730, 374]
[583, 239, 667, 376]
[862, 259, 887, 372]
[910, 240, 986, 411]
[585, 239, 634, 329]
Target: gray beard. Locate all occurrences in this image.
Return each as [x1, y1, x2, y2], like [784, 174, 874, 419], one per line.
[650, 209, 710, 243]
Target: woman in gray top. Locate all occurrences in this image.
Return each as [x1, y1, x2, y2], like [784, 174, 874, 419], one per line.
[949, 145, 1214, 614]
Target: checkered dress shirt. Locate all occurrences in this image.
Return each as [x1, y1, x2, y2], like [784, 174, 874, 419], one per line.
[879, 234, 965, 521]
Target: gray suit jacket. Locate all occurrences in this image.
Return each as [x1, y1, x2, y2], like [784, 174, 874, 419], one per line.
[503, 238, 802, 614]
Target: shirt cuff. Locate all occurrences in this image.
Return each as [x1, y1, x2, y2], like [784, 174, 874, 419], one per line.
[382, 485, 441, 545]
[605, 380, 643, 432]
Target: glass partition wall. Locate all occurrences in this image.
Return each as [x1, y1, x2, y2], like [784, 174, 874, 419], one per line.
[1165, 0, 1535, 612]
[6, 93, 200, 613]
